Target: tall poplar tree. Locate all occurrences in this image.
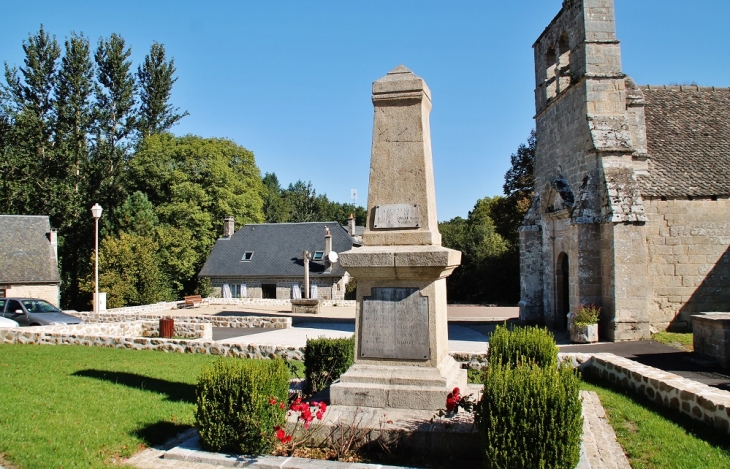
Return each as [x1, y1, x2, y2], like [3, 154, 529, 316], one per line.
[92, 33, 136, 215]
[136, 42, 187, 138]
[1, 25, 60, 216]
[54, 32, 95, 225]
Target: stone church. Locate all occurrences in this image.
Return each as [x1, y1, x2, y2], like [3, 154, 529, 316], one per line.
[519, 0, 730, 340]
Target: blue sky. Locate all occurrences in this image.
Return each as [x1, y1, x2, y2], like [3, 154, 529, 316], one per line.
[2, 1, 729, 221]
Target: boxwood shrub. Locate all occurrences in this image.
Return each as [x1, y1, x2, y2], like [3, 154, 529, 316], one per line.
[475, 359, 583, 469]
[195, 358, 289, 454]
[487, 324, 558, 369]
[304, 335, 354, 394]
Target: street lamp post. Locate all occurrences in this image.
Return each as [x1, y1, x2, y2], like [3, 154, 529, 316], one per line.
[91, 203, 103, 314]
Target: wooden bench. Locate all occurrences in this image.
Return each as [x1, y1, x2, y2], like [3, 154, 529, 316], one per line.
[178, 295, 205, 309]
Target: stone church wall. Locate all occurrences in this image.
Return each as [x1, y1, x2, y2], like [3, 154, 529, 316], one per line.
[644, 197, 730, 331]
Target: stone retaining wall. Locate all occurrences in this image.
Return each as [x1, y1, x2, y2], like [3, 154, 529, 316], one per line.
[207, 298, 355, 308]
[5, 320, 213, 340]
[73, 298, 355, 317]
[74, 313, 291, 329]
[581, 352, 730, 434]
[0, 327, 304, 360]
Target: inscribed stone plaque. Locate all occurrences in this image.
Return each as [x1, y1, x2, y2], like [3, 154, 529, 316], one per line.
[373, 204, 420, 229]
[360, 287, 429, 360]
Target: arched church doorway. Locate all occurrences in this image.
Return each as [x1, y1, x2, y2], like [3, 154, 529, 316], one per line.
[556, 252, 570, 330]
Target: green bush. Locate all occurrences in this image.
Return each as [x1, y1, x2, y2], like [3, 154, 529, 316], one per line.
[475, 359, 583, 469]
[195, 358, 290, 454]
[304, 335, 355, 394]
[487, 324, 558, 369]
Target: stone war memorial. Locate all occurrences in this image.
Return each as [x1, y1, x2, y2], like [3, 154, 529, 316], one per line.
[330, 65, 466, 411]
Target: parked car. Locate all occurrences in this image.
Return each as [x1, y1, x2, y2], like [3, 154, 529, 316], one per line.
[0, 298, 83, 326]
[0, 316, 19, 328]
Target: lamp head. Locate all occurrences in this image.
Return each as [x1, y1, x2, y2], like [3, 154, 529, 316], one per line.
[91, 203, 103, 219]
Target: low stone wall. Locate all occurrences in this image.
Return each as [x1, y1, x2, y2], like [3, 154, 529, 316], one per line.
[140, 322, 212, 340]
[1, 330, 305, 360]
[10, 320, 212, 340]
[208, 298, 355, 308]
[582, 353, 730, 434]
[74, 313, 291, 329]
[70, 298, 355, 318]
[693, 313, 730, 368]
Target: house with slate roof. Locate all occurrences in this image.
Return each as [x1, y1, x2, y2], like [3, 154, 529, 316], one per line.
[199, 219, 356, 301]
[0, 215, 61, 305]
[519, 0, 730, 340]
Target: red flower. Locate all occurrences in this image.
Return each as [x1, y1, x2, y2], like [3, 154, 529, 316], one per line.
[446, 388, 462, 412]
[318, 402, 327, 413]
[269, 397, 277, 406]
[446, 396, 458, 412]
[279, 402, 285, 409]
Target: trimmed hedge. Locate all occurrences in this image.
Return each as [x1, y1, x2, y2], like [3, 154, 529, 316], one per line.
[304, 335, 354, 395]
[487, 324, 558, 369]
[475, 360, 583, 469]
[195, 358, 289, 454]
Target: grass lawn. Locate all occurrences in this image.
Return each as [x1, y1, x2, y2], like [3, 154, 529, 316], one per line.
[651, 331, 694, 351]
[581, 380, 730, 468]
[0, 343, 242, 469]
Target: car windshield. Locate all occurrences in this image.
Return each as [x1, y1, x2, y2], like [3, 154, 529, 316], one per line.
[21, 300, 61, 313]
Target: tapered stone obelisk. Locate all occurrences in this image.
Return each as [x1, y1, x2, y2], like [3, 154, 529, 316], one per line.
[330, 66, 465, 411]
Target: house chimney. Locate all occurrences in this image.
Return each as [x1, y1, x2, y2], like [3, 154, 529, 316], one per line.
[348, 214, 356, 236]
[324, 226, 333, 270]
[324, 226, 332, 258]
[49, 229, 58, 261]
[223, 216, 235, 237]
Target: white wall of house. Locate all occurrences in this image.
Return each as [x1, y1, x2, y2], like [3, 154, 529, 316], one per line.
[1, 284, 60, 306]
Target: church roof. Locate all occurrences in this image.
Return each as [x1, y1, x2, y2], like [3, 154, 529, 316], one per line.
[639, 85, 730, 197]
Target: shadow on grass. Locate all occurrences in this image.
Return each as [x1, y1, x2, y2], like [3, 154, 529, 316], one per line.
[583, 376, 730, 453]
[132, 421, 194, 448]
[72, 369, 195, 403]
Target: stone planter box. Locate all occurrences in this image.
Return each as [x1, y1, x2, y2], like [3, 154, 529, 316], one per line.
[570, 323, 598, 343]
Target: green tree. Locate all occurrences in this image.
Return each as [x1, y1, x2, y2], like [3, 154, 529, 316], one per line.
[284, 180, 318, 222]
[1, 25, 61, 217]
[92, 33, 136, 215]
[136, 42, 187, 138]
[440, 204, 512, 303]
[128, 133, 265, 294]
[88, 231, 172, 308]
[53, 32, 95, 226]
[502, 129, 536, 238]
[106, 190, 158, 237]
[262, 172, 290, 223]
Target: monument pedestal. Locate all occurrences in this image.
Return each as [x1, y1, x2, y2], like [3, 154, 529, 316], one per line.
[331, 245, 465, 411]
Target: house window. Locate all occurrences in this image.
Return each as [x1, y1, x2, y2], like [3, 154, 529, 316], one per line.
[312, 251, 324, 261]
[241, 251, 254, 261]
[0, 289, 5, 298]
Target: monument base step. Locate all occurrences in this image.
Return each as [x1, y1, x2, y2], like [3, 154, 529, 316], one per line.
[330, 356, 467, 411]
[287, 403, 480, 461]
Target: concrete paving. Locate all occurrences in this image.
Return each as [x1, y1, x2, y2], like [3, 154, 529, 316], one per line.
[215, 322, 490, 354]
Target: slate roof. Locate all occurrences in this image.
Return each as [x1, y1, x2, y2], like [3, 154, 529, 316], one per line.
[0, 215, 60, 284]
[639, 86, 730, 197]
[199, 222, 355, 279]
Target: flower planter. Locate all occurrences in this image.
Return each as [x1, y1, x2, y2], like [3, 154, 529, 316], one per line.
[569, 322, 598, 343]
